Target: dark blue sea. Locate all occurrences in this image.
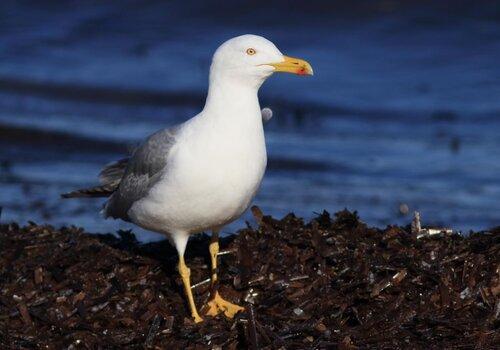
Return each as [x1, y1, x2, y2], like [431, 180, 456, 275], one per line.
[1, 1, 499, 241]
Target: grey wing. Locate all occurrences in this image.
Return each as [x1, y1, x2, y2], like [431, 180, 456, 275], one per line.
[103, 126, 179, 221]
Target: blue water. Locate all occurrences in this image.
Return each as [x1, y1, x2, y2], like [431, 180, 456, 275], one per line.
[1, 1, 499, 240]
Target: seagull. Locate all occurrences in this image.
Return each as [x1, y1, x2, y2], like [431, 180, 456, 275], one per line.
[62, 34, 313, 323]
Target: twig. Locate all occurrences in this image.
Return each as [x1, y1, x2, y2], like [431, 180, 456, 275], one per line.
[144, 314, 162, 348]
[411, 211, 421, 234]
[217, 249, 236, 256]
[191, 278, 211, 290]
[247, 304, 259, 350]
[290, 275, 309, 282]
[18, 303, 33, 327]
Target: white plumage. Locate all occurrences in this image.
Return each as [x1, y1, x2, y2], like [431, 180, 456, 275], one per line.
[128, 84, 267, 255]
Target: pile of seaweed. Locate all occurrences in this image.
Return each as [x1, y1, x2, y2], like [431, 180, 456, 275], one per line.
[1, 209, 499, 349]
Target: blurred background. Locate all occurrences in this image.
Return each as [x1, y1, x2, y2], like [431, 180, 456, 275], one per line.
[0, 0, 499, 240]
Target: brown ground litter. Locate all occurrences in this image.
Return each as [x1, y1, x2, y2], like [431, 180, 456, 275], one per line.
[1, 210, 499, 349]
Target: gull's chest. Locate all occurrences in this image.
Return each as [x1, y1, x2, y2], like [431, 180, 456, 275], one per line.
[136, 118, 268, 233]
[185, 123, 267, 192]
[127, 89, 270, 234]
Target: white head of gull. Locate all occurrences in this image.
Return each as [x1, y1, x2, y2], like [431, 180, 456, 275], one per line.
[62, 34, 313, 323]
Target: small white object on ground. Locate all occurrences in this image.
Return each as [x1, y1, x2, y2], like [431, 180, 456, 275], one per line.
[413, 211, 453, 239]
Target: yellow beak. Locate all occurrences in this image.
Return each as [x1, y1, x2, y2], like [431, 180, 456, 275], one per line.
[266, 55, 313, 76]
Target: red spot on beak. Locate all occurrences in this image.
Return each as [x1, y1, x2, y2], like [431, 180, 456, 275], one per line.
[297, 67, 306, 75]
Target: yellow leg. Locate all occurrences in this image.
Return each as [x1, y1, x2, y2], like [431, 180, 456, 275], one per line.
[209, 231, 219, 285]
[204, 231, 244, 318]
[178, 256, 203, 323]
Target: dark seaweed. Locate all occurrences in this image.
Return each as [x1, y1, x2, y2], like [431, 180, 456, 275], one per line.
[1, 210, 499, 349]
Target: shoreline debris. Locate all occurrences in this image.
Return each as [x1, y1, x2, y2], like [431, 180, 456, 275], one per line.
[412, 211, 454, 239]
[0, 210, 498, 348]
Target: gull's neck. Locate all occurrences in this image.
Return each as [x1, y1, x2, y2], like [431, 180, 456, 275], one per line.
[202, 73, 262, 122]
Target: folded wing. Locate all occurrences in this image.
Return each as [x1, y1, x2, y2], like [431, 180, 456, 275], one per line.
[62, 126, 179, 221]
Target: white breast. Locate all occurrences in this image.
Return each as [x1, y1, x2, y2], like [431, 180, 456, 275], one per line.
[128, 110, 267, 235]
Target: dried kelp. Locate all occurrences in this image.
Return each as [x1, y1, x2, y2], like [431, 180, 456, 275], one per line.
[0, 210, 498, 349]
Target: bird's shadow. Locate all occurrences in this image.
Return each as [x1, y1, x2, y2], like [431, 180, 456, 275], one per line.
[94, 229, 236, 277]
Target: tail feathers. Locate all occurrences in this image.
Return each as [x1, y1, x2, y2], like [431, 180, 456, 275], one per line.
[63, 158, 128, 199]
[99, 158, 128, 185]
[61, 184, 116, 198]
